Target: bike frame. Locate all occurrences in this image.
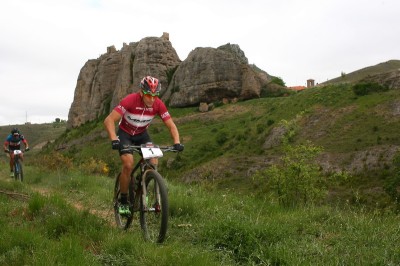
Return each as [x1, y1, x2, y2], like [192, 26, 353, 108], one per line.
[113, 143, 177, 242]
[129, 145, 173, 211]
[12, 150, 23, 181]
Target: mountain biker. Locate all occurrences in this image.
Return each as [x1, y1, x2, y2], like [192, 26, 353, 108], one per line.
[3, 128, 30, 177]
[104, 76, 184, 216]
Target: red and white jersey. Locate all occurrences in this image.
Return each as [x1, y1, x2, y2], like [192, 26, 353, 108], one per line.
[114, 93, 171, 136]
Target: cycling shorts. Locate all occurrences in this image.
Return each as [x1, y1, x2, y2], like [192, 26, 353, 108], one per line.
[117, 128, 151, 156]
[8, 145, 21, 151]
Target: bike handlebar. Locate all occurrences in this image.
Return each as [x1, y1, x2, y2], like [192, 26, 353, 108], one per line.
[121, 145, 179, 154]
[4, 149, 28, 153]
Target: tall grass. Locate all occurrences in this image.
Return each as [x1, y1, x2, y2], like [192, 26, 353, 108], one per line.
[2, 83, 400, 264]
[1, 160, 400, 265]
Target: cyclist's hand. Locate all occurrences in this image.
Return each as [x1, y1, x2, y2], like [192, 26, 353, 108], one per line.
[111, 140, 120, 150]
[173, 143, 184, 152]
[25, 147, 30, 152]
[4, 149, 9, 153]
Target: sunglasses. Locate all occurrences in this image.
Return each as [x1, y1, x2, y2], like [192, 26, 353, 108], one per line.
[143, 91, 159, 98]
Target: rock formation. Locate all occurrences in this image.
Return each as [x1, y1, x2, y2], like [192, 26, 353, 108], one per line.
[166, 46, 268, 107]
[360, 69, 400, 89]
[67, 33, 271, 128]
[68, 33, 181, 128]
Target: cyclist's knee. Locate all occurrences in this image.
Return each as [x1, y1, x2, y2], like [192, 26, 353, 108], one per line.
[121, 160, 134, 172]
[122, 164, 133, 173]
[122, 160, 133, 169]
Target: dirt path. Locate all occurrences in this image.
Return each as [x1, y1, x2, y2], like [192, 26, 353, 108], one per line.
[1, 180, 117, 227]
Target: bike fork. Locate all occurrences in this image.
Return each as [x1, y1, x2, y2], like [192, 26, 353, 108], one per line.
[14, 162, 19, 174]
[140, 172, 161, 212]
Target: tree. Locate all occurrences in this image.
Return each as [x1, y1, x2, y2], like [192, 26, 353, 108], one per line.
[270, 76, 286, 87]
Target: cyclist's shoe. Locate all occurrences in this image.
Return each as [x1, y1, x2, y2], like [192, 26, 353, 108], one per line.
[10, 172, 14, 177]
[118, 204, 131, 216]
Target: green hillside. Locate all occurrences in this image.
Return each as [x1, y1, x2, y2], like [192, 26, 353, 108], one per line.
[35, 82, 400, 206]
[1, 61, 400, 265]
[0, 122, 66, 152]
[323, 59, 400, 84]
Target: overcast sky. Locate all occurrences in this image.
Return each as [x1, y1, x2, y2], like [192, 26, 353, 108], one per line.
[1, 0, 399, 126]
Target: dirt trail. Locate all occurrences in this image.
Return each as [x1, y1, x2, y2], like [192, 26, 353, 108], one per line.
[1, 178, 117, 227]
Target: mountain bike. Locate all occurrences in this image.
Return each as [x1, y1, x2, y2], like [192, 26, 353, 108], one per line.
[113, 143, 179, 243]
[12, 150, 24, 182]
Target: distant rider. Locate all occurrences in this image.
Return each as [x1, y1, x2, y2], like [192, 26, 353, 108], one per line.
[104, 76, 184, 216]
[4, 128, 30, 177]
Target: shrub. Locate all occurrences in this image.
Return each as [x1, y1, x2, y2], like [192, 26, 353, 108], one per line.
[254, 115, 326, 207]
[270, 76, 286, 87]
[33, 152, 74, 172]
[215, 131, 228, 146]
[383, 152, 400, 212]
[352, 82, 388, 96]
[79, 157, 109, 175]
[262, 142, 325, 207]
[256, 124, 264, 134]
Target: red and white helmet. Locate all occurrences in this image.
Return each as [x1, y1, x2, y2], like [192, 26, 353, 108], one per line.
[140, 76, 161, 96]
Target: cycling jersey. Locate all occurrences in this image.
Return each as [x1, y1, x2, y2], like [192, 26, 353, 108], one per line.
[114, 93, 171, 136]
[4, 134, 27, 151]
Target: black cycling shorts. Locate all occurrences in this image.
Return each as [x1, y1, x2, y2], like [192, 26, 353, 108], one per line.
[117, 128, 151, 155]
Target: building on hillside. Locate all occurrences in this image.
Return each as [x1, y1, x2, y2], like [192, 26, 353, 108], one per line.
[307, 79, 315, 88]
[288, 79, 317, 91]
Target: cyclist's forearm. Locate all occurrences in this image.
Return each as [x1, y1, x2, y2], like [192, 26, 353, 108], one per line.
[169, 123, 180, 144]
[104, 113, 119, 140]
[105, 124, 118, 140]
[171, 128, 180, 144]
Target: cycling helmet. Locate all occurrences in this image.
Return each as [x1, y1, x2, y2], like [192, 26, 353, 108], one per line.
[140, 76, 161, 96]
[11, 128, 20, 135]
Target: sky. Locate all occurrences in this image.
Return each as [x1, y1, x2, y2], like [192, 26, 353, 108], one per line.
[1, 0, 399, 126]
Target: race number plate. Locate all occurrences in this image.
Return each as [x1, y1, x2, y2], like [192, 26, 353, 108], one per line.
[141, 147, 163, 159]
[13, 150, 23, 155]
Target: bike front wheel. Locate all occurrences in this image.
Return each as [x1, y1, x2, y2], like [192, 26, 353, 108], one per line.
[139, 170, 169, 243]
[113, 173, 135, 230]
[13, 162, 23, 182]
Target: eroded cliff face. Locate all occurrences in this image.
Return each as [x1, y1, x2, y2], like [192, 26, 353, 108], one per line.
[67, 33, 271, 128]
[166, 47, 268, 107]
[68, 34, 181, 128]
[360, 69, 400, 89]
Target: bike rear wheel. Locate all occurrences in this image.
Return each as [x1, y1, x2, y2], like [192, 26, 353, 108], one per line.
[139, 170, 169, 243]
[13, 162, 23, 182]
[113, 173, 135, 229]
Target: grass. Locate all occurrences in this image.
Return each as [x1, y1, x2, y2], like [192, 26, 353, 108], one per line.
[0, 162, 225, 265]
[1, 161, 400, 265]
[2, 80, 400, 264]
[26, 83, 400, 210]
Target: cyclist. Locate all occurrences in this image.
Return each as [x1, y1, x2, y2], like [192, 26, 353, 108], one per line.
[104, 76, 184, 216]
[4, 128, 30, 177]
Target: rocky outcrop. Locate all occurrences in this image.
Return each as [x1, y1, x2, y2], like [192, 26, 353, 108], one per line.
[164, 44, 271, 107]
[67, 33, 271, 128]
[166, 47, 266, 107]
[68, 34, 181, 128]
[360, 69, 400, 89]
